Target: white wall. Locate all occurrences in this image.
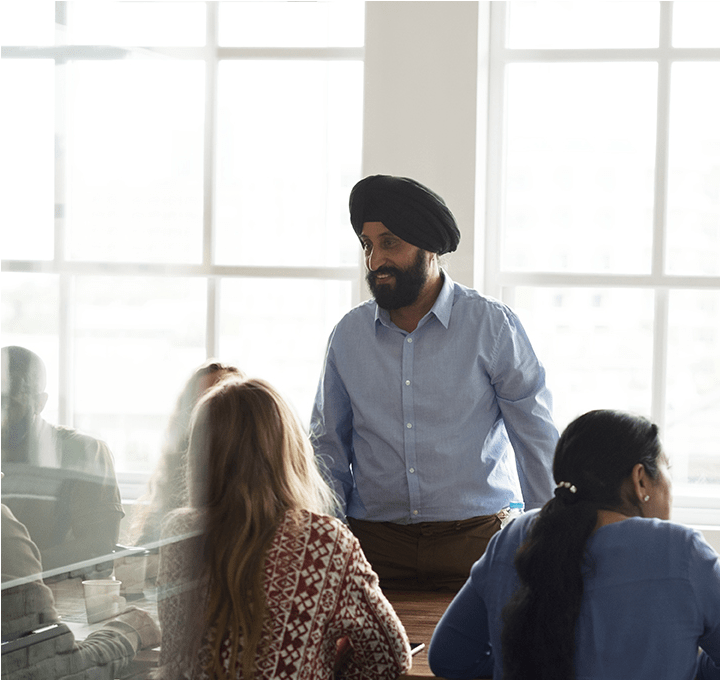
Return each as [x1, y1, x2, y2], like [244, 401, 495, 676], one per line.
[361, 1, 489, 295]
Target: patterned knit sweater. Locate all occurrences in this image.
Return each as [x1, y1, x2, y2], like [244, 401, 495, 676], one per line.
[155, 508, 412, 679]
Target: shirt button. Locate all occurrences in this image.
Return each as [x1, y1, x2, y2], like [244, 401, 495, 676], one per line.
[406, 423, 412, 429]
[413, 510, 419, 516]
[407, 337, 413, 343]
[405, 380, 411, 385]
[409, 468, 415, 474]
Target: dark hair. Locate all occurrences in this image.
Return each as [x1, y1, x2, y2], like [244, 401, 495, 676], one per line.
[501, 410, 662, 680]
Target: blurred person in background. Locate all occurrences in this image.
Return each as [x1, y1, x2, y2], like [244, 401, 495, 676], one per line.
[428, 410, 720, 680]
[129, 359, 244, 548]
[1, 346, 123, 574]
[153, 376, 411, 680]
[2, 502, 160, 680]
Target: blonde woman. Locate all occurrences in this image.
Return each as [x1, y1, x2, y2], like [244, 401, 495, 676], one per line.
[153, 377, 411, 679]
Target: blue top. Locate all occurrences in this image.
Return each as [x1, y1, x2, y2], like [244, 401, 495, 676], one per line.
[428, 510, 720, 680]
[310, 273, 558, 523]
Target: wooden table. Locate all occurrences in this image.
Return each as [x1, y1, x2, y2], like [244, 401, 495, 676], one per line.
[383, 589, 454, 679]
[384, 589, 489, 680]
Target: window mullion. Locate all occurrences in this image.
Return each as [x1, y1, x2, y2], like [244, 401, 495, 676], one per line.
[58, 273, 74, 427]
[484, 0, 507, 300]
[206, 276, 219, 358]
[651, 288, 669, 435]
[203, 1, 218, 270]
[652, 1, 673, 280]
[649, 2, 673, 434]
[204, 1, 219, 356]
[54, 3, 73, 426]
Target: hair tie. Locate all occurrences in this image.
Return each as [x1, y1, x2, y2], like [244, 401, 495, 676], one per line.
[554, 481, 579, 504]
[557, 481, 577, 494]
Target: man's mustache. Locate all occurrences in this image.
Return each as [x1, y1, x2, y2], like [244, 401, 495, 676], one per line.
[367, 266, 401, 283]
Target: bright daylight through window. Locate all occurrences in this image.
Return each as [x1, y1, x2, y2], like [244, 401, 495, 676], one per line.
[485, 1, 720, 524]
[1, 1, 364, 496]
[1, 1, 719, 527]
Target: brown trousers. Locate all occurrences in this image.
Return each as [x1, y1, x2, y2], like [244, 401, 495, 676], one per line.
[348, 514, 502, 592]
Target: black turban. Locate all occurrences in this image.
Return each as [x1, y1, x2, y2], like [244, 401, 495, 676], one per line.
[349, 175, 461, 255]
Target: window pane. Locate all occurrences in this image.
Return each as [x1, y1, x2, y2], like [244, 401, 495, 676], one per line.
[219, 278, 353, 426]
[503, 63, 657, 274]
[215, 61, 363, 267]
[1, 0, 55, 45]
[673, 2, 720, 47]
[1, 273, 60, 423]
[65, 60, 205, 263]
[666, 63, 720, 276]
[65, 2, 206, 47]
[219, 1, 364, 47]
[1, 60, 54, 261]
[666, 290, 720, 487]
[73, 276, 208, 472]
[507, 2, 659, 49]
[512, 287, 655, 432]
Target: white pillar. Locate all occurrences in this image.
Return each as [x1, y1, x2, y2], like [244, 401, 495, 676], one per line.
[361, 1, 488, 292]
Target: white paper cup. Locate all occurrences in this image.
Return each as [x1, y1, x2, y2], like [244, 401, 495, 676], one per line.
[82, 579, 126, 624]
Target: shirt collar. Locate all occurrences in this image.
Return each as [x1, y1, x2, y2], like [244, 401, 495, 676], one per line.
[374, 270, 455, 331]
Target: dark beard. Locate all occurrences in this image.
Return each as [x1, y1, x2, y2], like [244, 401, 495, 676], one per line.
[366, 249, 429, 310]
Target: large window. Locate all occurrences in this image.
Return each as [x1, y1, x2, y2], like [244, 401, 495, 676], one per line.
[485, 2, 720, 522]
[4, 1, 719, 528]
[1, 2, 364, 484]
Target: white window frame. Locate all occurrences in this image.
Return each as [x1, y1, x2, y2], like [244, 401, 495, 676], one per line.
[483, 2, 720, 531]
[2, 2, 363, 429]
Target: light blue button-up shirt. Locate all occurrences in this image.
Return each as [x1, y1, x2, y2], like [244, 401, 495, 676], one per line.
[310, 273, 558, 524]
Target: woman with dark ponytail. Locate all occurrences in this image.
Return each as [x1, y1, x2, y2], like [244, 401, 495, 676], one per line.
[428, 410, 720, 680]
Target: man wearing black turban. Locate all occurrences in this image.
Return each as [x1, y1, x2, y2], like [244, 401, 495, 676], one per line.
[311, 175, 558, 590]
[349, 175, 461, 256]
[348, 176, 461, 329]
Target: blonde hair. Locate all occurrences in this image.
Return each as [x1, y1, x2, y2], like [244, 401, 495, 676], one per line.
[186, 377, 337, 678]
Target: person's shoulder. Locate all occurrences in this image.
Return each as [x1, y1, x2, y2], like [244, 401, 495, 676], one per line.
[618, 517, 702, 544]
[49, 422, 113, 462]
[160, 507, 203, 541]
[332, 299, 377, 329]
[500, 508, 539, 544]
[324, 300, 378, 355]
[642, 518, 716, 555]
[450, 282, 515, 319]
[50, 422, 104, 447]
[472, 509, 538, 577]
[597, 518, 717, 574]
[295, 508, 349, 533]
[2, 503, 18, 523]
[293, 509, 357, 549]
[1, 503, 28, 540]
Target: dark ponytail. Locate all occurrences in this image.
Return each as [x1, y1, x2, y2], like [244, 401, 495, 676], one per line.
[501, 410, 662, 680]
